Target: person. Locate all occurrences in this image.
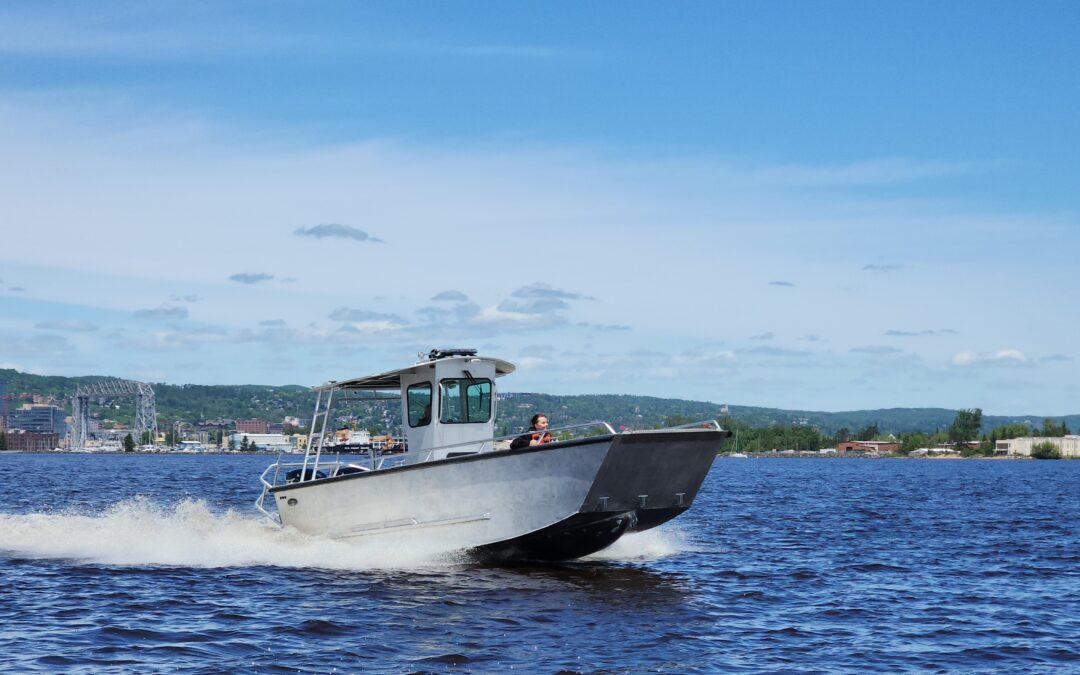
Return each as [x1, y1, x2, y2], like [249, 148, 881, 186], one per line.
[510, 413, 553, 449]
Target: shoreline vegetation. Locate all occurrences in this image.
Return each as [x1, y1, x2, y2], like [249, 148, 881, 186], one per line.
[2, 369, 1076, 459]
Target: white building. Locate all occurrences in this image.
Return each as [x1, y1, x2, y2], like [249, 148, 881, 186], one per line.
[228, 432, 300, 453]
[995, 436, 1080, 458]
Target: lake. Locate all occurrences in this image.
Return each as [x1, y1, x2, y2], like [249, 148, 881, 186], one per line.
[1, 453, 1077, 672]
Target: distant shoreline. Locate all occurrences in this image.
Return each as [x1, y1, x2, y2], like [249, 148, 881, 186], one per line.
[1, 449, 1059, 460]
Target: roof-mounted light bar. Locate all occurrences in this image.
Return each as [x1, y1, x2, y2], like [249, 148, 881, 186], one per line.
[425, 348, 478, 361]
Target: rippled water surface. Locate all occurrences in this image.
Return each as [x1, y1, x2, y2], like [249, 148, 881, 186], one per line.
[2, 453, 1078, 673]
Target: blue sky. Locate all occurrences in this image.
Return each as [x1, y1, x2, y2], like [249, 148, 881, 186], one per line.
[1, 1, 1078, 415]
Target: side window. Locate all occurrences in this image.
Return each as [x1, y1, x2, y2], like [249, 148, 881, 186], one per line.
[407, 382, 432, 427]
[439, 378, 492, 423]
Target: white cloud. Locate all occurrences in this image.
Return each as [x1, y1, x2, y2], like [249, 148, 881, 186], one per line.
[132, 305, 189, 320]
[952, 349, 1029, 367]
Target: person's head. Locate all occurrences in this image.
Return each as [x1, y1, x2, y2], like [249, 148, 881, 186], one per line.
[530, 414, 549, 430]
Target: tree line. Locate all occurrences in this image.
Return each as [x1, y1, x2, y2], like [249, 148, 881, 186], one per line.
[681, 408, 1071, 456]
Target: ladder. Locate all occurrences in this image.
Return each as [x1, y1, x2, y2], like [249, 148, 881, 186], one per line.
[301, 385, 336, 481]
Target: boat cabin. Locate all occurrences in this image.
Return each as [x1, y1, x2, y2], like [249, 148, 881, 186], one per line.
[314, 349, 515, 461]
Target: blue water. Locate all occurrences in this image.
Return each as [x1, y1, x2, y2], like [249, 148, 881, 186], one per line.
[1, 454, 1078, 673]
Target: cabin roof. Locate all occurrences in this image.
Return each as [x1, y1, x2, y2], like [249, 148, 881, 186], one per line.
[313, 355, 516, 392]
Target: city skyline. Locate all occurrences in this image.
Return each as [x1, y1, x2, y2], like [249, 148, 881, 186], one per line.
[1, 2, 1078, 415]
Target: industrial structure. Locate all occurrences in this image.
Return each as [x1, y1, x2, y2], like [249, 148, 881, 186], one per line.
[995, 436, 1080, 458]
[70, 379, 158, 450]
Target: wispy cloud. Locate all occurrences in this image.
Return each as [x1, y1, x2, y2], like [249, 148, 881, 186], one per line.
[34, 320, 99, 332]
[886, 329, 957, 337]
[388, 41, 567, 59]
[769, 281, 795, 287]
[578, 322, 631, 332]
[114, 324, 229, 351]
[0, 333, 76, 358]
[498, 283, 592, 316]
[294, 224, 383, 243]
[863, 264, 904, 272]
[511, 283, 592, 301]
[432, 290, 469, 302]
[0, 7, 570, 61]
[1040, 354, 1072, 363]
[952, 349, 1029, 367]
[749, 332, 774, 341]
[739, 345, 811, 358]
[740, 157, 1004, 189]
[851, 345, 902, 355]
[229, 273, 274, 285]
[132, 305, 188, 320]
[328, 307, 408, 325]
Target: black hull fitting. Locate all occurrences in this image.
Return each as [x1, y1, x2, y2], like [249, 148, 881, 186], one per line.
[468, 506, 689, 564]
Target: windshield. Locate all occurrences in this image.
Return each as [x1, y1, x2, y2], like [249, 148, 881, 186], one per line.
[439, 378, 492, 424]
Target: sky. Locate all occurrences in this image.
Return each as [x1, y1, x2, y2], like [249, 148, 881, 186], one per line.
[1, 1, 1078, 415]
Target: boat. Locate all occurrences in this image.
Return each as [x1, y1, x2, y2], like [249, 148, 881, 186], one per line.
[255, 348, 729, 563]
[729, 429, 748, 457]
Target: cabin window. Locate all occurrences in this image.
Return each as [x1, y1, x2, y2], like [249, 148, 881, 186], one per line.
[439, 378, 492, 424]
[406, 382, 432, 427]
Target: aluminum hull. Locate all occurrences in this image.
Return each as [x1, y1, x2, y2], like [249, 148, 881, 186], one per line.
[269, 429, 724, 562]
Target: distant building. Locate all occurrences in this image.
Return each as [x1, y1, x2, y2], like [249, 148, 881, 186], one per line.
[8, 404, 67, 437]
[838, 441, 900, 454]
[228, 432, 298, 452]
[995, 436, 1080, 458]
[235, 418, 269, 434]
[4, 431, 60, 452]
[197, 419, 234, 432]
[267, 422, 285, 434]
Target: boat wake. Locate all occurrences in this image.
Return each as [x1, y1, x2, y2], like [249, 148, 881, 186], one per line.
[0, 496, 467, 571]
[585, 525, 688, 561]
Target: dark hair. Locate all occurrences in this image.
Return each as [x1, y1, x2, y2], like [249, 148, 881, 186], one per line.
[530, 413, 548, 428]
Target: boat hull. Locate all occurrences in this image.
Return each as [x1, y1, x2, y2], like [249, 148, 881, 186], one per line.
[269, 429, 725, 562]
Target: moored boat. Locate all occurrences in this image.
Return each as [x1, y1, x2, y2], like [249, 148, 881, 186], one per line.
[255, 348, 729, 562]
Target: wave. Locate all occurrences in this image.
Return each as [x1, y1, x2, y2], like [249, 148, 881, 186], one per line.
[0, 497, 465, 570]
[585, 525, 688, 561]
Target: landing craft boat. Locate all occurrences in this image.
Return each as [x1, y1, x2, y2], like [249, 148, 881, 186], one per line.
[255, 349, 729, 562]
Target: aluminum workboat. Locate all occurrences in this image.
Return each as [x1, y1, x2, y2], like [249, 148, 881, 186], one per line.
[256, 349, 728, 562]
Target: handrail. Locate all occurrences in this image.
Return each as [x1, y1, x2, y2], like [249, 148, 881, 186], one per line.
[255, 463, 282, 524]
[644, 418, 722, 431]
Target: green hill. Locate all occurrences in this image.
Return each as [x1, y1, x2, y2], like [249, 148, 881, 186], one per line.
[2, 368, 1076, 438]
